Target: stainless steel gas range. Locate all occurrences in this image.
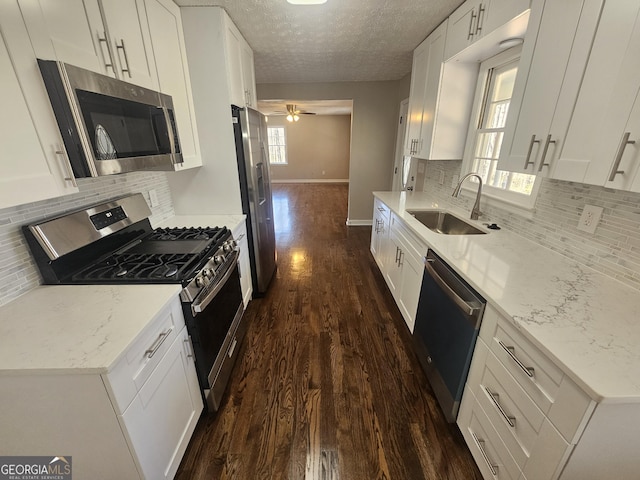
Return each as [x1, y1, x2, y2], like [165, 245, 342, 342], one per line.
[23, 193, 246, 411]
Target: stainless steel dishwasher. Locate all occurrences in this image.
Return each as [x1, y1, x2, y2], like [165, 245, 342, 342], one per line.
[413, 249, 486, 422]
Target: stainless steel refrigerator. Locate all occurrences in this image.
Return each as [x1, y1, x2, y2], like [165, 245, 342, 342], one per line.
[232, 106, 276, 295]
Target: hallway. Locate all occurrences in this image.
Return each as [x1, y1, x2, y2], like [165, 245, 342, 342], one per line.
[176, 183, 482, 479]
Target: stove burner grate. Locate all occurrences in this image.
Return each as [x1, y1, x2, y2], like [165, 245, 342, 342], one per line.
[147, 227, 226, 242]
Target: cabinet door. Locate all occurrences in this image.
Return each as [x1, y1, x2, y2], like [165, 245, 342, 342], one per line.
[444, 0, 480, 60]
[565, 2, 640, 191]
[234, 221, 253, 307]
[405, 39, 429, 155]
[241, 41, 256, 107]
[498, 0, 601, 176]
[0, 4, 78, 209]
[397, 249, 423, 333]
[385, 230, 403, 298]
[481, 0, 531, 37]
[121, 327, 203, 480]
[100, 0, 158, 89]
[224, 20, 246, 107]
[417, 20, 447, 159]
[145, 0, 202, 169]
[18, 0, 111, 76]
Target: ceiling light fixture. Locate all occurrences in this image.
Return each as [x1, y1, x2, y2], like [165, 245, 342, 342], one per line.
[499, 37, 524, 49]
[286, 105, 300, 122]
[287, 0, 327, 4]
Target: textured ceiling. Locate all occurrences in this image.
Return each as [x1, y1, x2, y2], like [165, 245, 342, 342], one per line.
[258, 99, 353, 116]
[174, 0, 463, 84]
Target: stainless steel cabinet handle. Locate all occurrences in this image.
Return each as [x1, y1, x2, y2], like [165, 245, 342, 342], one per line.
[398, 249, 404, 266]
[538, 134, 557, 172]
[377, 206, 385, 212]
[524, 134, 540, 170]
[184, 335, 195, 359]
[485, 386, 516, 427]
[475, 4, 485, 35]
[115, 39, 132, 78]
[55, 148, 77, 187]
[145, 326, 174, 358]
[423, 258, 482, 316]
[471, 432, 498, 476]
[608, 131, 636, 181]
[395, 246, 401, 264]
[498, 340, 535, 377]
[97, 32, 115, 74]
[468, 10, 477, 39]
[236, 233, 246, 241]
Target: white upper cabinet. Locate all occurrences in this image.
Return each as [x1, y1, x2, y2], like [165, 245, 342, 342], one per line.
[0, 3, 78, 209]
[144, 0, 202, 169]
[556, 2, 640, 192]
[405, 20, 476, 160]
[497, 0, 604, 176]
[444, 0, 530, 61]
[19, 0, 158, 90]
[224, 15, 256, 108]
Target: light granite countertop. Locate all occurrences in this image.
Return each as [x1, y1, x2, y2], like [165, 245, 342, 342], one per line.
[374, 191, 640, 404]
[0, 285, 181, 375]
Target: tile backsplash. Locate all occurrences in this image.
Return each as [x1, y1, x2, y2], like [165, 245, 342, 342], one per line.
[422, 160, 640, 290]
[0, 172, 174, 306]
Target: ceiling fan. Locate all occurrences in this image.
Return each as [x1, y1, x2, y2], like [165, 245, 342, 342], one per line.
[272, 104, 316, 122]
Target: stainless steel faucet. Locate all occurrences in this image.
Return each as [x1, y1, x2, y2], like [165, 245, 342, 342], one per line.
[452, 173, 483, 220]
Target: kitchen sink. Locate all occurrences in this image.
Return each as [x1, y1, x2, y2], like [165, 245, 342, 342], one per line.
[406, 210, 486, 235]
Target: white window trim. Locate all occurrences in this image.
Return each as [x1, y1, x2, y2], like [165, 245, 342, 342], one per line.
[459, 45, 541, 213]
[267, 125, 288, 165]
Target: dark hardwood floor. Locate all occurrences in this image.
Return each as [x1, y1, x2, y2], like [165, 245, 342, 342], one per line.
[176, 183, 482, 480]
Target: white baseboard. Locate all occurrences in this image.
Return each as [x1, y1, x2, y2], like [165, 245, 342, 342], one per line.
[271, 179, 349, 184]
[346, 219, 373, 226]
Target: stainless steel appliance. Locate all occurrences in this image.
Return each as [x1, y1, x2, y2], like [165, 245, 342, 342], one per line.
[23, 194, 244, 411]
[413, 249, 486, 422]
[232, 106, 276, 294]
[38, 60, 182, 177]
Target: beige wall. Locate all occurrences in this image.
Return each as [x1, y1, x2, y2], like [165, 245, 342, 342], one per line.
[268, 115, 351, 182]
[258, 81, 403, 224]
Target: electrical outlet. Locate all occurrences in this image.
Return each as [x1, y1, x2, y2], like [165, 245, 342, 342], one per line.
[439, 170, 445, 185]
[577, 204, 603, 234]
[148, 189, 159, 208]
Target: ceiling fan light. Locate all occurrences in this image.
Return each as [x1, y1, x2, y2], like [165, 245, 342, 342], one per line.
[287, 0, 327, 4]
[293, 114, 300, 122]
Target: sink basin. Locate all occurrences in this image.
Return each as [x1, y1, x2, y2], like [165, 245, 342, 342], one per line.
[406, 210, 486, 235]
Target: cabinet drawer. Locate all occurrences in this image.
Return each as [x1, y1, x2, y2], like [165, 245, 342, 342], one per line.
[474, 341, 545, 468]
[459, 387, 522, 480]
[390, 213, 428, 260]
[105, 297, 185, 414]
[480, 304, 593, 442]
[374, 198, 391, 223]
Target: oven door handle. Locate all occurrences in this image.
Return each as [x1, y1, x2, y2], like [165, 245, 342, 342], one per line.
[191, 250, 240, 316]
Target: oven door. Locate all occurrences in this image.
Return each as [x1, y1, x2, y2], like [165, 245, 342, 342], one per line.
[183, 256, 245, 411]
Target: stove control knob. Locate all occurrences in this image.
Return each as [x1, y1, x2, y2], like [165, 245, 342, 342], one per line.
[202, 268, 212, 278]
[214, 255, 225, 265]
[195, 276, 205, 288]
[223, 242, 233, 253]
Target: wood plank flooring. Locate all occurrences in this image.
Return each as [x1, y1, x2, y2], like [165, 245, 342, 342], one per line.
[176, 183, 482, 480]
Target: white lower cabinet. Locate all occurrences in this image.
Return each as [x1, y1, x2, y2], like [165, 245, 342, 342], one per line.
[371, 204, 426, 332]
[233, 220, 253, 307]
[119, 325, 202, 479]
[370, 198, 391, 271]
[460, 303, 640, 479]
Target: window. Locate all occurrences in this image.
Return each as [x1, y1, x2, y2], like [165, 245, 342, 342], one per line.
[462, 47, 540, 210]
[267, 126, 287, 164]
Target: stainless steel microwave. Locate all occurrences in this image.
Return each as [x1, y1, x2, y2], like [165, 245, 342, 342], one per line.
[38, 59, 182, 177]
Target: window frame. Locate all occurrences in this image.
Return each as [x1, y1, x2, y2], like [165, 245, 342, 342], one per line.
[460, 45, 541, 214]
[266, 125, 288, 165]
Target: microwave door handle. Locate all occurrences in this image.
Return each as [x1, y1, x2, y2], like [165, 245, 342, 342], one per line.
[161, 107, 181, 163]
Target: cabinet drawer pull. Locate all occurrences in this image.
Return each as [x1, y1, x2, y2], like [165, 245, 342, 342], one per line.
[471, 432, 498, 475]
[538, 134, 557, 172]
[468, 10, 477, 40]
[395, 246, 401, 264]
[55, 148, 77, 187]
[498, 340, 535, 377]
[145, 327, 174, 358]
[236, 233, 246, 241]
[608, 131, 636, 181]
[184, 335, 194, 359]
[524, 134, 540, 170]
[475, 4, 485, 35]
[398, 249, 404, 266]
[115, 39, 132, 78]
[97, 32, 115, 74]
[485, 386, 516, 427]
[377, 206, 385, 212]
